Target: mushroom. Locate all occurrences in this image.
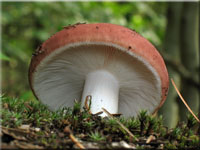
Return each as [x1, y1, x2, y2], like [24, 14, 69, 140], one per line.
[29, 23, 169, 117]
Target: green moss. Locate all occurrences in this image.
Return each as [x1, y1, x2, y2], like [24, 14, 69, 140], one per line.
[165, 142, 177, 149]
[89, 131, 106, 141]
[1, 95, 199, 149]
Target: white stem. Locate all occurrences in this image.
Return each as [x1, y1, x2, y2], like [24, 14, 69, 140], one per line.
[81, 70, 119, 116]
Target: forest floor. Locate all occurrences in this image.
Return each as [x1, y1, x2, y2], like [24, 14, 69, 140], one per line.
[1, 95, 199, 149]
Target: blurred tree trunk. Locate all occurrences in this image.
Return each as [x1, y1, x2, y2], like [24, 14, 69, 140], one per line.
[178, 2, 199, 122]
[159, 3, 182, 128]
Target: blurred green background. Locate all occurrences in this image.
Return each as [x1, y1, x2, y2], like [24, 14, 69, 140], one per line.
[1, 2, 199, 128]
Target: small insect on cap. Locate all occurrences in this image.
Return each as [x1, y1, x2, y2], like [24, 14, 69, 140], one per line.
[29, 23, 169, 117]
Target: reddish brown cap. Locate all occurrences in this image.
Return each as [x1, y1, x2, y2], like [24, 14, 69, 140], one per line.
[29, 23, 169, 116]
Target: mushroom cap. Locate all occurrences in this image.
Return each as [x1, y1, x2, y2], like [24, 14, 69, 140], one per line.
[29, 23, 169, 117]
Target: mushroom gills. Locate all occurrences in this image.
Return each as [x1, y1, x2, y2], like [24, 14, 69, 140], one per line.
[33, 43, 161, 117]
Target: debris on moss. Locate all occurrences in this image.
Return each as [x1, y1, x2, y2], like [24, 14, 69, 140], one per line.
[1, 95, 199, 149]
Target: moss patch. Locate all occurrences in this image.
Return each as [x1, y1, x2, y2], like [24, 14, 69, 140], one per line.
[1, 95, 199, 149]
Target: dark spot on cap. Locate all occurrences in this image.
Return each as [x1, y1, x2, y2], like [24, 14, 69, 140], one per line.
[162, 87, 169, 96]
[165, 88, 169, 96]
[131, 29, 136, 32]
[63, 22, 86, 30]
[153, 55, 157, 60]
[36, 45, 42, 52]
[63, 25, 76, 30]
[128, 46, 132, 50]
[32, 45, 46, 57]
[96, 26, 99, 29]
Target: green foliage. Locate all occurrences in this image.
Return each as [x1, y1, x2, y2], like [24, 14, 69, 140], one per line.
[0, 95, 72, 128]
[126, 118, 140, 129]
[186, 113, 198, 129]
[72, 100, 81, 116]
[107, 118, 118, 126]
[89, 131, 106, 141]
[171, 127, 182, 140]
[83, 120, 95, 129]
[138, 110, 148, 135]
[0, 52, 11, 61]
[165, 142, 177, 149]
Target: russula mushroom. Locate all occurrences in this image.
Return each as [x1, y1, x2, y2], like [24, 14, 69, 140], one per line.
[29, 23, 169, 117]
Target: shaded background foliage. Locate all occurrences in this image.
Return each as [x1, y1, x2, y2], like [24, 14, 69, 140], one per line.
[1, 2, 199, 128]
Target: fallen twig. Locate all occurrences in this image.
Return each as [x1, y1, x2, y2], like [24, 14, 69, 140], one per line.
[84, 95, 92, 114]
[102, 108, 139, 142]
[146, 135, 155, 144]
[2, 126, 37, 137]
[93, 111, 103, 116]
[64, 126, 85, 149]
[171, 78, 200, 123]
[112, 113, 122, 117]
[24, 102, 33, 111]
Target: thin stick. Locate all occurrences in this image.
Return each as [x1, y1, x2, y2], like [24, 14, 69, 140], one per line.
[64, 126, 85, 149]
[94, 111, 103, 116]
[84, 95, 92, 114]
[171, 78, 200, 123]
[69, 134, 85, 149]
[102, 107, 139, 142]
[24, 102, 33, 111]
[146, 135, 155, 144]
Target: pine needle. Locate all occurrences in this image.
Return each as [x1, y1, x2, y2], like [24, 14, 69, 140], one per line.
[171, 78, 200, 123]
